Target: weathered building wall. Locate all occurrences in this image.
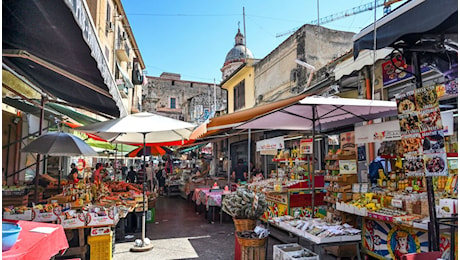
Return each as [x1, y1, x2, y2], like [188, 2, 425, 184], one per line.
[143, 73, 227, 122]
[254, 24, 354, 103]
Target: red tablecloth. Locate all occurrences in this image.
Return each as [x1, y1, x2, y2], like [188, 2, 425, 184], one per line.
[2, 220, 69, 260]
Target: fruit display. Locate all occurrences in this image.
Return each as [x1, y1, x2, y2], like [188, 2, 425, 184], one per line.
[3, 205, 30, 214]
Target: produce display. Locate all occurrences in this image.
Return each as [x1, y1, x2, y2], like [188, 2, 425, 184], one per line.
[221, 187, 268, 220]
[270, 215, 361, 243]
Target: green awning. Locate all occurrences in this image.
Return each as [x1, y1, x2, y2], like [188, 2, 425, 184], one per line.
[2, 96, 58, 118]
[46, 103, 100, 126]
[179, 143, 207, 154]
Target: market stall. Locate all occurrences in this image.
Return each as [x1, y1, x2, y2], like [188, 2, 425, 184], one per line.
[2, 178, 157, 259]
[2, 220, 69, 260]
[336, 84, 459, 259]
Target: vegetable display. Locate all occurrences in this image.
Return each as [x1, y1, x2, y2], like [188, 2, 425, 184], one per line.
[222, 187, 268, 220]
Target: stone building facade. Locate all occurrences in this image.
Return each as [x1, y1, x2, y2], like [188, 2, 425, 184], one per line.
[254, 24, 355, 104]
[142, 72, 227, 123]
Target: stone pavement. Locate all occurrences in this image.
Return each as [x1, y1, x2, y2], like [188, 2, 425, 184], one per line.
[113, 196, 346, 260]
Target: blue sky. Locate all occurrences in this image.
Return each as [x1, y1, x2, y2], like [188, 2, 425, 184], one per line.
[121, 0, 405, 83]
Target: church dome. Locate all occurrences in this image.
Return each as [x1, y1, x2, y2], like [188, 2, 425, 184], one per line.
[223, 28, 254, 66]
[224, 45, 254, 64]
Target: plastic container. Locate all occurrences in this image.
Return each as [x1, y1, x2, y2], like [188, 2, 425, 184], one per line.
[88, 231, 112, 260]
[2, 222, 22, 251]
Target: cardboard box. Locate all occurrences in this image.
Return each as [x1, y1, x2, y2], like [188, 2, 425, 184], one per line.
[3, 210, 33, 221]
[85, 207, 119, 226]
[90, 226, 112, 236]
[31, 207, 61, 222]
[273, 244, 303, 260]
[57, 213, 86, 228]
[284, 248, 319, 260]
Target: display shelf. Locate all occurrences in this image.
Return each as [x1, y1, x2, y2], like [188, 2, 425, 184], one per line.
[324, 174, 358, 183]
[447, 152, 458, 157]
[326, 185, 352, 193]
[325, 155, 356, 161]
[325, 166, 340, 171]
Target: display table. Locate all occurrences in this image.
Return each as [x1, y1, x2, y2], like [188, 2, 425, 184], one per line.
[2, 220, 69, 260]
[192, 188, 230, 223]
[266, 220, 361, 260]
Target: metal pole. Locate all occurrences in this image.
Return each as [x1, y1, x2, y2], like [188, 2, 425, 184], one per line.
[412, 51, 439, 251]
[248, 129, 251, 181]
[35, 96, 45, 203]
[227, 139, 231, 186]
[243, 7, 247, 59]
[372, 0, 377, 100]
[141, 133, 147, 245]
[311, 105, 316, 214]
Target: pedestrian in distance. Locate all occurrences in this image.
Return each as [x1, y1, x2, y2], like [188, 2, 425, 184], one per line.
[126, 166, 137, 183]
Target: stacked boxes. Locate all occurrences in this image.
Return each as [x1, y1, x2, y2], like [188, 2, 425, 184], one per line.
[273, 243, 319, 260]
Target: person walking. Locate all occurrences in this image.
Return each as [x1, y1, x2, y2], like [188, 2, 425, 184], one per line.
[156, 163, 166, 196]
[126, 166, 137, 183]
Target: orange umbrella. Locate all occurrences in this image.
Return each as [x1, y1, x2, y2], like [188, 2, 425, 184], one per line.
[126, 145, 173, 158]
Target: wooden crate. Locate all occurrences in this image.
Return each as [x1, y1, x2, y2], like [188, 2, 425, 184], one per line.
[241, 245, 266, 260]
[324, 245, 357, 258]
[3, 195, 28, 207]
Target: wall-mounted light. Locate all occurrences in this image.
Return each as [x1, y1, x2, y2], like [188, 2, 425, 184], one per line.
[12, 117, 20, 124]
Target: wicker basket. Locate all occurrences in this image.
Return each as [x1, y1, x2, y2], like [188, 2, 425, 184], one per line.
[233, 218, 257, 232]
[237, 236, 267, 247]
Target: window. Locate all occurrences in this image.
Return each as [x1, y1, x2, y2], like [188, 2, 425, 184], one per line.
[170, 97, 176, 109]
[105, 3, 111, 36]
[233, 80, 245, 110]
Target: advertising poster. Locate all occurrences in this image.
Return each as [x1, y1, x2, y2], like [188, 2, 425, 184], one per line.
[382, 59, 413, 86]
[396, 85, 447, 176]
[339, 160, 357, 174]
[423, 153, 448, 177]
[403, 155, 424, 177]
[421, 130, 445, 154]
[355, 120, 401, 144]
[256, 136, 284, 155]
[419, 107, 443, 132]
[300, 138, 313, 154]
[340, 131, 356, 154]
[396, 90, 416, 114]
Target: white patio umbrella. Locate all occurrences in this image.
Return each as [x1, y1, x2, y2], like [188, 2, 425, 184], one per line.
[236, 96, 398, 212]
[76, 112, 196, 250]
[21, 131, 98, 201]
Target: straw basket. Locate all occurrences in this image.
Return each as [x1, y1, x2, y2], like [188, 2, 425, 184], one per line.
[233, 218, 257, 232]
[237, 236, 267, 247]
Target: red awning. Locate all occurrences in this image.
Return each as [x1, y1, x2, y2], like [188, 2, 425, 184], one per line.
[63, 121, 108, 142]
